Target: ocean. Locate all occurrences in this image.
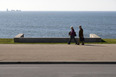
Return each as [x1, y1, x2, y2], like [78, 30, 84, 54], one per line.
[0, 11, 116, 38]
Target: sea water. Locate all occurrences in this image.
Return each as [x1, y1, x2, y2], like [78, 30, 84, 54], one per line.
[0, 11, 116, 38]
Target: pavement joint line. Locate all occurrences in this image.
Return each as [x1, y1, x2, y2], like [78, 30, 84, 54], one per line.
[0, 62, 116, 64]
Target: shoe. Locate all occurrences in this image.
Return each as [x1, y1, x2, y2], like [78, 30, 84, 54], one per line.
[77, 43, 80, 45]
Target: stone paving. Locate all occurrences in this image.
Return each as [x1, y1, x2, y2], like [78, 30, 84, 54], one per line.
[0, 44, 116, 62]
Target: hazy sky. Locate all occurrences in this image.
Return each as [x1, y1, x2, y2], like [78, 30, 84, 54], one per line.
[0, 0, 116, 11]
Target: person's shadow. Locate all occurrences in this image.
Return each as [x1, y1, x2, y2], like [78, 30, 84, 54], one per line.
[84, 44, 95, 46]
[84, 44, 106, 47]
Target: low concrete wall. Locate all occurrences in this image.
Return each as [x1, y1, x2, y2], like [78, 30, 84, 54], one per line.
[14, 34, 102, 43]
[14, 38, 69, 43]
[14, 38, 102, 43]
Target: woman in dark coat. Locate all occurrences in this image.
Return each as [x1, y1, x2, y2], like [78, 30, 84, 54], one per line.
[68, 26, 77, 45]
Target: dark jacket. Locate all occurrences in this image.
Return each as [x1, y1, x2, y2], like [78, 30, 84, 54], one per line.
[79, 28, 83, 38]
[69, 29, 76, 36]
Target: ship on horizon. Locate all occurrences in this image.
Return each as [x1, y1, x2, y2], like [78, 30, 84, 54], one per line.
[6, 9, 21, 12]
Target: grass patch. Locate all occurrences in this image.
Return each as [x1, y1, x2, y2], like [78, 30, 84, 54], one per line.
[0, 38, 116, 44]
[83, 39, 116, 44]
[102, 39, 116, 44]
[0, 38, 14, 44]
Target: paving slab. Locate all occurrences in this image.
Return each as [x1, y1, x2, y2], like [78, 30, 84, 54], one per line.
[0, 44, 116, 62]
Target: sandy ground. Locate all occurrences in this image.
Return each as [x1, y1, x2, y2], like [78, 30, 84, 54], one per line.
[0, 44, 116, 62]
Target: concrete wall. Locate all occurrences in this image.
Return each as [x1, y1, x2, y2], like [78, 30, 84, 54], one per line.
[14, 34, 102, 43]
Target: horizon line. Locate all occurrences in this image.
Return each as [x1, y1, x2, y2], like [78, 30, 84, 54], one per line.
[0, 10, 116, 12]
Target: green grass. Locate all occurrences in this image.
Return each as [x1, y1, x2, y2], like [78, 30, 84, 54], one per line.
[0, 38, 14, 44]
[0, 38, 116, 44]
[102, 39, 116, 44]
[82, 39, 116, 44]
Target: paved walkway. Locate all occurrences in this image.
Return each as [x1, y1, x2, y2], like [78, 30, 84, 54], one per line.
[0, 44, 116, 62]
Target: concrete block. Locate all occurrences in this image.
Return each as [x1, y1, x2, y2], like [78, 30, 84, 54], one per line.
[15, 34, 24, 38]
[90, 34, 101, 38]
[14, 34, 24, 42]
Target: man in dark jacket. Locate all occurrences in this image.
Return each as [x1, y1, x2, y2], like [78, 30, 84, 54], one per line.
[68, 26, 77, 45]
[78, 26, 84, 45]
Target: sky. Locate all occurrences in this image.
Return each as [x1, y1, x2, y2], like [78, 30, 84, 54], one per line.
[0, 0, 116, 11]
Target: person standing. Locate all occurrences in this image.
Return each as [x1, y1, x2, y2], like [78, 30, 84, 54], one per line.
[78, 26, 84, 45]
[68, 26, 77, 45]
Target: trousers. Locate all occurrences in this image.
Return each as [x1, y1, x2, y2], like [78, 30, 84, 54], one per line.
[68, 36, 77, 44]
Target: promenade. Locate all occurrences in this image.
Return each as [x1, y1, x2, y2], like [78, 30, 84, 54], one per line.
[0, 44, 116, 62]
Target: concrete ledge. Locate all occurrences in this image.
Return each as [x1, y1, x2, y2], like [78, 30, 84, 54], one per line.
[14, 33, 24, 38]
[14, 34, 102, 43]
[14, 34, 24, 42]
[90, 34, 101, 38]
